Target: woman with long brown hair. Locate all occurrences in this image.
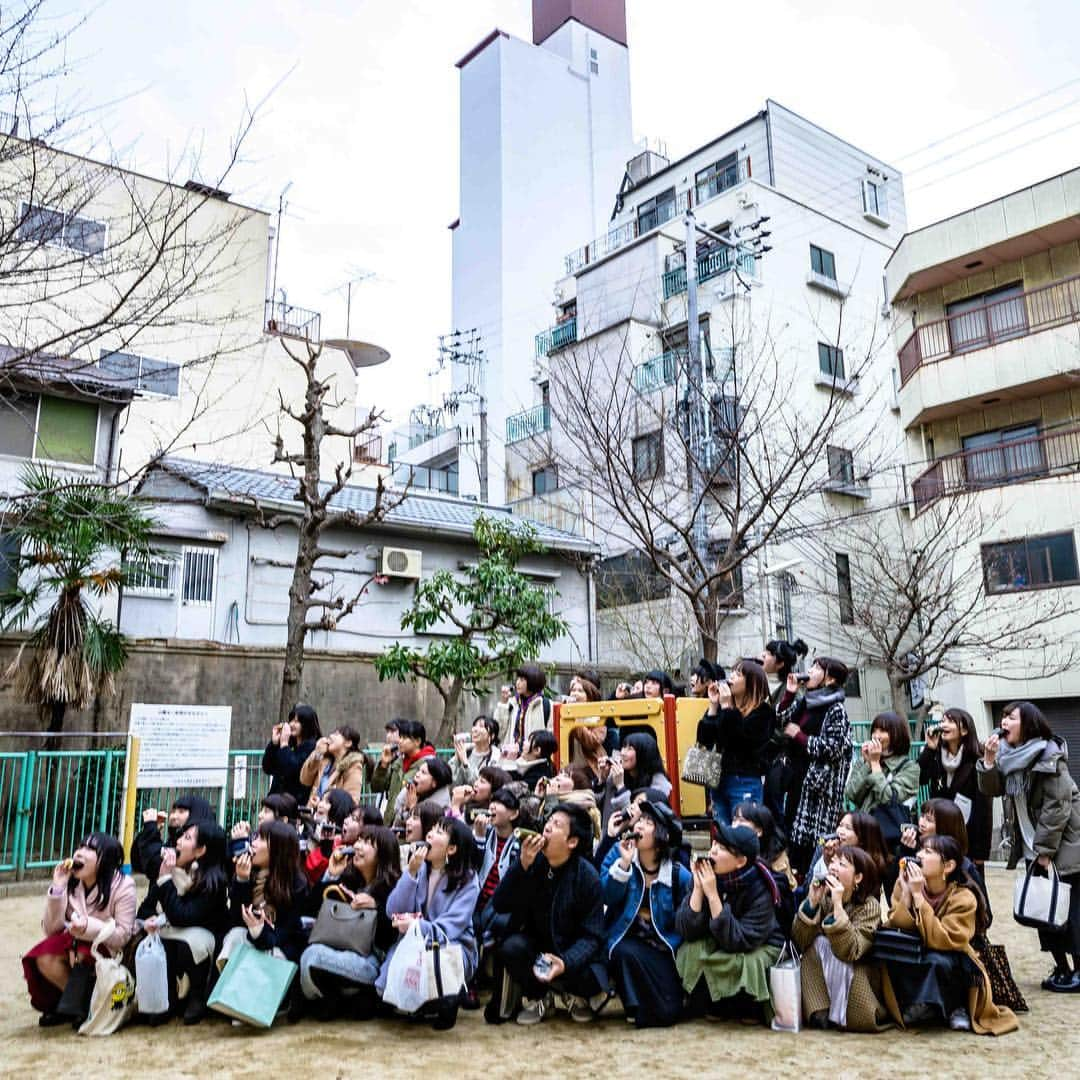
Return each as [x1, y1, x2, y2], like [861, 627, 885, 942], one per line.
[695, 659, 775, 825]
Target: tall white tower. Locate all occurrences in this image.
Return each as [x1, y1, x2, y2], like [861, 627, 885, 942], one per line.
[450, 0, 634, 502]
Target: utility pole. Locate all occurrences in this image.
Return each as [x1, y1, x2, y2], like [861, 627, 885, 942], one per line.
[438, 329, 488, 502]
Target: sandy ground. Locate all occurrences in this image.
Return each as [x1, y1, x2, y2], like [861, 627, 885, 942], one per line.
[0, 868, 1068, 1079]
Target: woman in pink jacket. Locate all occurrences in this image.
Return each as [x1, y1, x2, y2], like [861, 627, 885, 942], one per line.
[22, 832, 136, 1027]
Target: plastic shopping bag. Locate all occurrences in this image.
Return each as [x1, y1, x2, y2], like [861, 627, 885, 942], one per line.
[382, 920, 429, 1014]
[134, 932, 170, 1017]
[769, 940, 802, 1033]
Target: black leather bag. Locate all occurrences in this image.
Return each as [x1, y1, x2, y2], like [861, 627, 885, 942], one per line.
[869, 928, 925, 964]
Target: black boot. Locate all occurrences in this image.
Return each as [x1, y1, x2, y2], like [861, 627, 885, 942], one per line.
[183, 960, 211, 1025]
[54, 962, 94, 1026]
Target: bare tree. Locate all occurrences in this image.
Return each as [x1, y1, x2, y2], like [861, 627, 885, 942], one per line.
[268, 339, 406, 726]
[808, 491, 1080, 715]
[539, 289, 890, 663]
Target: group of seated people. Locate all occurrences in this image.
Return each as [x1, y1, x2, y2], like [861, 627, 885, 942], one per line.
[22, 718, 1021, 1037]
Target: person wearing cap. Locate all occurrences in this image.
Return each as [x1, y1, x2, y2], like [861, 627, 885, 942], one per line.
[675, 823, 785, 1022]
[601, 799, 693, 1027]
[485, 802, 609, 1026]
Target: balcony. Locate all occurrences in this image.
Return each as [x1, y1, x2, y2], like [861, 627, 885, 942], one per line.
[662, 250, 757, 300]
[509, 490, 590, 537]
[353, 433, 382, 465]
[506, 404, 551, 445]
[910, 425, 1080, 513]
[535, 317, 577, 358]
[563, 157, 751, 275]
[898, 274, 1080, 386]
[391, 463, 459, 495]
[264, 298, 321, 341]
[632, 351, 678, 393]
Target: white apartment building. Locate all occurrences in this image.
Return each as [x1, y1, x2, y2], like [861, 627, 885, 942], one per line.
[0, 136, 358, 493]
[400, 0, 635, 503]
[885, 166, 1080, 762]
[506, 100, 909, 722]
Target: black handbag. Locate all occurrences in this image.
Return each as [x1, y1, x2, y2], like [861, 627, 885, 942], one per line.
[869, 928, 925, 963]
[976, 939, 1028, 1013]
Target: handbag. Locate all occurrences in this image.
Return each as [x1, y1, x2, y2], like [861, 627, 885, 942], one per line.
[134, 932, 170, 1017]
[976, 939, 1028, 1013]
[308, 885, 377, 955]
[871, 791, 911, 849]
[423, 938, 466, 1030]
[682, 744, 723, 788]
[1013, 860, 1072, 930]
[207, 938, 298, 1028]
[77, 919, 136, 1037]
[382, 919, 429, 1014]
[868, 928, 926, 963]
[769, 940, 801, 1032]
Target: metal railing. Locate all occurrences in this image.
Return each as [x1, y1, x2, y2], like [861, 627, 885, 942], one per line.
[897, 273, 1080, 385]
[506, 403, 551, 444]
[391, 463, 459, 494]
[910, 425, 1080, 513]
[535, 317, 578, 358]
[564, 157, 750, 274]
[632, 350, 679, 393]
[663, 249, 757, 300]
[354, 433, 382, 465]
[264, 298, 322, 341]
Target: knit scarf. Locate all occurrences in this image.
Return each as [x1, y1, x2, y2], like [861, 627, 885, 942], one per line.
[995, 738, 1049, 797]
[804, 687, 845, 711]
[716, 858, 782, 906]
[940, 744, 964, 785]
[251, 868, 277, 925]
[402, 745, 435, 774]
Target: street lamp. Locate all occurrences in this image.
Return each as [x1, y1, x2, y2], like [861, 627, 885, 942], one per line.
[322, 339, 390, 370]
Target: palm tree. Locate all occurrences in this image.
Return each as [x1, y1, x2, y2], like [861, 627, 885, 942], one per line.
[1, 463, 159, 732]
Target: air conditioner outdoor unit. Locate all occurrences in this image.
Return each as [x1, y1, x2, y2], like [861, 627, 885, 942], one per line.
[380, 546, 422, 579]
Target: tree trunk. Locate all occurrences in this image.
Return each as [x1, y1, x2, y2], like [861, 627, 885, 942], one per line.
[436, 678, 465, 746]
[888, 674, 909, 717]
[48, 700, 67, 734]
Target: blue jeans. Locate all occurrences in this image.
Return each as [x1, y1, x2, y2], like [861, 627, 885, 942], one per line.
[710, 775, 764, 826]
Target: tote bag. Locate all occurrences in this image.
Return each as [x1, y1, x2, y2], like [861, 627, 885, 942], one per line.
[769, 940, 801, 1033]
[309, 885, 377, 955]
[1013, 860, 1072, 930]
[207, 939, 297, 1028]
[78, 920, 136, 1037]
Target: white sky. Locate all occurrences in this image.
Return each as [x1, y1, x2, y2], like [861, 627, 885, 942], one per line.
[54, 0, 1080, 423]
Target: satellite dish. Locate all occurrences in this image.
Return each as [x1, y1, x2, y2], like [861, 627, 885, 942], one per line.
[323, 339, 390, 369]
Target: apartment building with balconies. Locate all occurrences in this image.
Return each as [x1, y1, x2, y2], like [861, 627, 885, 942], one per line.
[508, 100, 908, 713]
[885, 165, 1080, 748]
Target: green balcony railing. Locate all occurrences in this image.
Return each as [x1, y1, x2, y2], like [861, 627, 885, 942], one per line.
[535, 317, 577, 357]
[632, 351, 679, 393]
[506, 403, 551, 444]
[662, 250, 758, 300]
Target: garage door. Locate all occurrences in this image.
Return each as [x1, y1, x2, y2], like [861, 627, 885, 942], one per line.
[990, 698, 1080, 785]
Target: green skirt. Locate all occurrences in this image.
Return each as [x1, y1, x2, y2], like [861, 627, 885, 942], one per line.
[676, 938, 781, 1003]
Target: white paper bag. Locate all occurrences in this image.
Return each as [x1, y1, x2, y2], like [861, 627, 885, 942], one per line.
[769, 940, 802, 1032]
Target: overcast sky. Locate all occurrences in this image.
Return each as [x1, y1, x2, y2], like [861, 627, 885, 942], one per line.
[55, 0, 1080, 422]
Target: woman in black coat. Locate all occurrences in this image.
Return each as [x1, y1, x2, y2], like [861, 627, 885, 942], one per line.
[262, 703, 322, 805]
[696, 660, 775, 826]
[918, 708, 992, 866]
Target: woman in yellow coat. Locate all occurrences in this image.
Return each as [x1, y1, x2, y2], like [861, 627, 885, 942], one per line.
[883, 835, 1017, 1035]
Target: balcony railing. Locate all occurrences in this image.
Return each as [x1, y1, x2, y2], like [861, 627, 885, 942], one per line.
[662, 249, 757, 300]
[408, 425, 446, 450]
[898, 274, 1080, 385]
[535, 317, 577, 358]
[632, 350, 679, 393]
[391, 463, 458, 495]
[264, 299, 321, 341]
[353, 433, 382, 465]
[564, 158, 751, 275]
[910, 425, 1080, 513]
[506, 403, 551, 445]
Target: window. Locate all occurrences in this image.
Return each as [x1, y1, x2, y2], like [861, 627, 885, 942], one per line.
[0, 394, 40, 457]
[532, 465, 558, 496]
[836, 552, 854, 624]
[810, 245, 837, 281]
[961, 424, 1045, 486]
[862, 177, 888, 221]
[181, 548, 216, 605]
[18, 201, 106, 256]
[0, 532, 20, 594]
[632, 431, 664, 481]
[844, 668, 862, 699]
[126, 556, 176, 597]
[596, 551, 670, 608]
[827, 445, 855, 485]
[982, 532, 1079, 594]
[661, 319, 712, 373]
[695, 153, 739, 203]
[35, 396, 98, 465]
[589, 47, 599, 74]
[946, 282, 1027, 354]
[100, 350, 180, 398]
[818, 342, 845, 379]
[714, 563, 744, 608]
[637, 187, 677, 233]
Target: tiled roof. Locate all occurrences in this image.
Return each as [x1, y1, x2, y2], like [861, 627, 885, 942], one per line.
[148, 457, 598, 554]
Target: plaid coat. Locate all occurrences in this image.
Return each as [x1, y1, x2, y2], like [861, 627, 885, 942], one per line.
[781, 697, 852, 849]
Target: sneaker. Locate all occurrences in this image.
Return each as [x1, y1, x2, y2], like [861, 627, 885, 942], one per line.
[588, 989, 615, 1016]
[568, 996, 595, 1023]
[948, 1008, 971, 1031]
[516, 994, 552, 1026]
[38, 1011, 69, 1028]
[1047, 970, 1080, 994]
[901, 1002, 936, 1026]
[1042, 966, 1071, 991]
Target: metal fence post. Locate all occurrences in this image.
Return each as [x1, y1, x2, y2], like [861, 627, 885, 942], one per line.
[14, 750, 36, 881]
[98, 749, 115, 833]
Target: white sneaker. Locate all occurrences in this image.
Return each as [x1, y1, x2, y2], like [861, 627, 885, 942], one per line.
[516, 994, 553, 1025]
[948, 1008, 971, 1031]
[568, 996, 594, 1023]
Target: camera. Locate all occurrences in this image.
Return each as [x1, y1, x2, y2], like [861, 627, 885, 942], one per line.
[927, 723, 943, 737]
[795, 673, 811, 684]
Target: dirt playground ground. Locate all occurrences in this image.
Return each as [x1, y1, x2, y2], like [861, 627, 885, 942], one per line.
[0, 867, 1067, 1079]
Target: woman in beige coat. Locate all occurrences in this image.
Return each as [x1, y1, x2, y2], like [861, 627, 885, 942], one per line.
[300, 724, 368, 806]
[792, 845, 895, 1031]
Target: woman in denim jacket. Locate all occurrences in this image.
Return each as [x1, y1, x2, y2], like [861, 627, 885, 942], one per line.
[601, 799, 692, 1027]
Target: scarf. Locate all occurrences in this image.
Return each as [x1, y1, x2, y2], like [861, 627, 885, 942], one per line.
[716, 858, 782, 906]
[922, 884, 949, 914]
[995, 738, 1049, 797]
[251, 867, 278, 925]
[402, 744, 435, 774]
[940, 744, 964, 785]
[803, 686, 845, 712]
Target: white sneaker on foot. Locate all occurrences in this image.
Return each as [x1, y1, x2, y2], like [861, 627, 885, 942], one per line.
[516, 994, 553, 1025]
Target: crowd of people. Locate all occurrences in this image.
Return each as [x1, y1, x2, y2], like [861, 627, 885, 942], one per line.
[20, 646, 1080, 1038]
